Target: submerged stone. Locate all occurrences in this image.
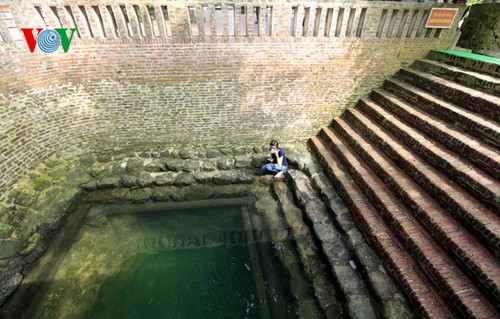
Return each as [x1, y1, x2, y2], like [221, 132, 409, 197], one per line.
[20, 232, 45, 262]
[85, 207, 108, 228]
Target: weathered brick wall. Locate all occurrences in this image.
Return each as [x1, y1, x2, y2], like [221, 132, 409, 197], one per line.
[0, 1, 465, 195]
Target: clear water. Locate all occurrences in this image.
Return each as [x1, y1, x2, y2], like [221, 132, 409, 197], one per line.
[10, 203, 306, 319]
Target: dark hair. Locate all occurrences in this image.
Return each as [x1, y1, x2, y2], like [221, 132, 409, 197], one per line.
[270, 140, 279, 147]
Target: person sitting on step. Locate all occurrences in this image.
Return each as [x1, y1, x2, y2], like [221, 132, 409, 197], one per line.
[261, 140, 288, 178]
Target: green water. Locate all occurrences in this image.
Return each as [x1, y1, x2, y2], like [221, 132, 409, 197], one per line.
[10, 204, 302, 319]
[83, 246, 260, 318]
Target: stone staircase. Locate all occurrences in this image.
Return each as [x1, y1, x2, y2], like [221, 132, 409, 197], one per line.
[310, 50, 500, 319]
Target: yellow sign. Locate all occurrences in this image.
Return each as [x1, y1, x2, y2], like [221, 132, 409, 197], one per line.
[426, 8, 459, 29]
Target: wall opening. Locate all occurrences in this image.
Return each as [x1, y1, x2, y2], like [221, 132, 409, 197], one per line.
[265, 6, 272, 36]
[240, 6, 247, 36]
[415, 10, 430, 38]
[132, 5, 145, 38]
[356, 8, 367, 38]
[396, 9, 409, 38]
[406, 11, 419, 38]
[161, 6, 171, 37]
[215, 6, 223, 36]
[49, 7, 63, 28]
[345, 8, 356, 37]
[335, 8, 344, 37]
[188, 6, 199, 37]
[78, 5, 94, 38]
[92, 6, 107, 38]
[252, 6, 260, 36]
[228, 5, 235, 36]
[302, 7, 310, 36]
[119, 5, 133, 37]
[105, 6, 119, 38]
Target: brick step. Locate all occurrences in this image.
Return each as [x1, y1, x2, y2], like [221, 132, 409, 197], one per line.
[326, 121, 500, 306]
[428, 50, 500, 78]
[309, 136, 456, 319]
[344, 107, 500, 255]
[357, 98, 500, 212]
[412, 59, 500, 97]
[371, 88, 500, 179]
[316, 129, 500, 319]
[397, 68, 500, 122]
[382, 78, 500, 149]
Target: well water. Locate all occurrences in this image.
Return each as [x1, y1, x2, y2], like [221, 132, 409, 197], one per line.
[5, 199, 321, 319]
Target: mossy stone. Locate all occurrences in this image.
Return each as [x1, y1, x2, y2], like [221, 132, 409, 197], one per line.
[45, 157, 63, 168]
[216, 157, 234, 170]
[0, 205, 8, 223]
[126, 158, 145, 172]
[96, 154, 112, 163]
[47, 165, 67, 179]
[136, 172, 154, 187]
[20, 232, 41, 255]
[65, 167, 92, 185]
[33, 175, 52, 191]
[0, 224, 14, 238]
[174, 172, 195, 186]
[206, 149, 220, 158]
[219, 147, 233, 156]
[10, 187, 37, 206]
[0, 239, 22, 259]
[179, 149, 195, 159]
[233, 146, 246, 156]
[165, 159, 184, 172]
[234, 155, 251, 169]
[79, 153, 96, 167]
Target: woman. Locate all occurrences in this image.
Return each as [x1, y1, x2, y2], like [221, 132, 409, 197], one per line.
[261, 140, 288, 177]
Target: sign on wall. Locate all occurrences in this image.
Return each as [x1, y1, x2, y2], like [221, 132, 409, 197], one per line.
[426, 8, 459, 29]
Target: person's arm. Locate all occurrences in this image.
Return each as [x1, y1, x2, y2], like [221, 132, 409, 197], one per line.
[276, 150, 284, 166]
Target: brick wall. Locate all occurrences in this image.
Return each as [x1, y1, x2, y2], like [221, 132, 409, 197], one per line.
[0, 1, 465, 195]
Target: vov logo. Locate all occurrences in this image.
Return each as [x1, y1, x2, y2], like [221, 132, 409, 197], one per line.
[20, 28, 77, 53]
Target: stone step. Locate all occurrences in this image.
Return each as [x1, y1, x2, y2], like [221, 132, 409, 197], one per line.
[371, 88, 500, 179]
[428, 50, 500, 78]
[397, 68, 500, 122]
[280, 173, 380, 319]
[412, 59, 500, 96]
[273, 180, 345, 319]
[326, 121, 500, 306]
[309, 136, 456, 319]
[344, 107, 500, 255]
[382, 78, 500, 149]
[356, 98, 500, 212]
[315, 129, 500, 319]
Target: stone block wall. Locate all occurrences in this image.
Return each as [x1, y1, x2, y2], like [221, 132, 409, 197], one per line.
[0, 1, 465, 195]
